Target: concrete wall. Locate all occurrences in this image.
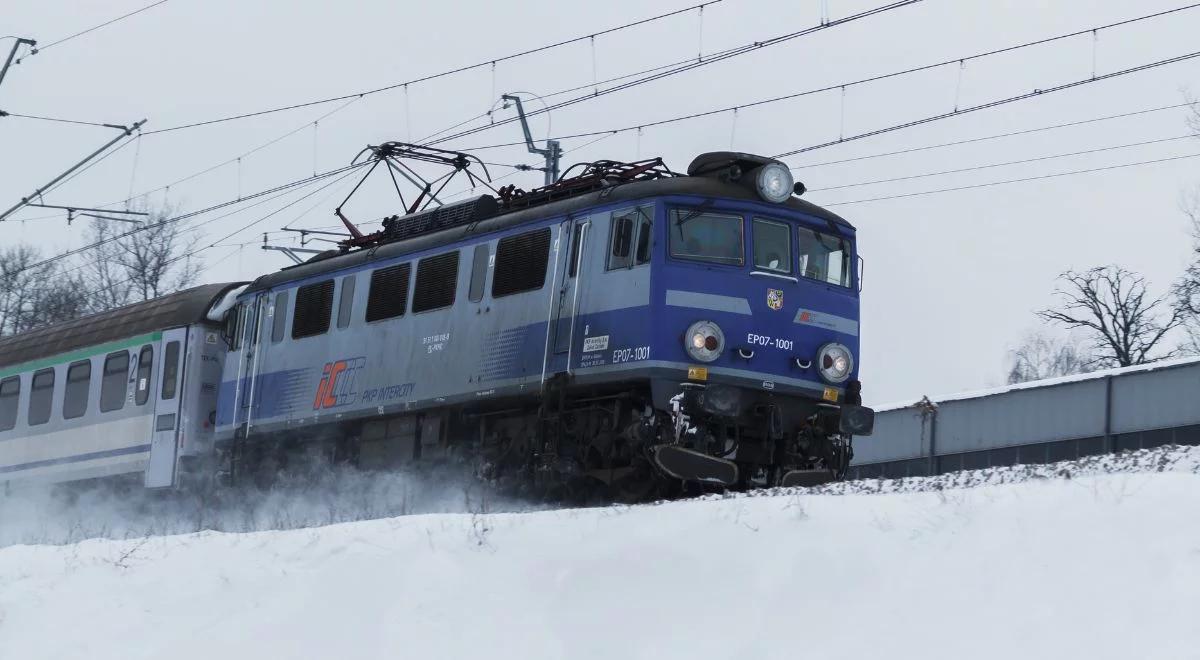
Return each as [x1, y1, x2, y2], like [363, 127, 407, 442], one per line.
[855, 359, 1200, 471]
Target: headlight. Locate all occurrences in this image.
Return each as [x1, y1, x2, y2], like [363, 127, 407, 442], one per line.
[685, 320, 724, 363]
[816, 342, 854, 383]
[755, 163, 794, 203]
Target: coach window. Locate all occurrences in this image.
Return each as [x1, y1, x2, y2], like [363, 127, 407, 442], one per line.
[752, 218, 792, 274]
[101, 351, 130, 412]
[162, 341, 181, 401]
[413, 251, 459, 313]
[28, 368, 55, 426]
[469, 244, 489, 302]
[493, 227, 551, 297]
[135, 346, 153, 406]
[366, 263, 411, 322]
[293, 280, 335, 339]
[0, 377, 19, 431]
[271, 291, 289, 343]
[63, 360, 91, 420]
[337, 275, 356, 329]
[797, 227, 851, 287]
[669, 209, 744, 266]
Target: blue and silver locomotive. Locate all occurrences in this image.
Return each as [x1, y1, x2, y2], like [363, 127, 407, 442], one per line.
[215, 148, 874, 496]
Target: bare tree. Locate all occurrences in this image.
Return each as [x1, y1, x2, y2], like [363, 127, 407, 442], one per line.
[0, 245, 91, 336]
[84, 204, 204, 307]
[1006, 331, 1094, 384]
[1038, 266, 1183, 368]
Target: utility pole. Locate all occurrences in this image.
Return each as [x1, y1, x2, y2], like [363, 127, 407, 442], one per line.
[502, 94, 561, 186]
[0, 37, 36, 92]
[0, 119, 146, 222]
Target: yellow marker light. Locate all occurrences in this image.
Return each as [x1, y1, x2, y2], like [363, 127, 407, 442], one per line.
[687, 366, 709, 381]
[823, 387, 839, 402]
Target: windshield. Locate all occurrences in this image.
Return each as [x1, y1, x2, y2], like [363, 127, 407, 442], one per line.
[752, 218, 791, 274]
[669, 209, 743, 266]
[797, 226, 851, 287]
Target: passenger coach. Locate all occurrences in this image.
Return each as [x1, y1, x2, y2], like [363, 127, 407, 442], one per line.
[0, 284, 242, 488]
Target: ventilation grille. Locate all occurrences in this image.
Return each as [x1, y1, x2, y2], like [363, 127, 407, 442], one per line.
[292, 280, 335, 339]
[382, 195, 499, 242]
[412, 251, 460, 313]
[366, 263, 411, 322]
[493, 228, 551, 297]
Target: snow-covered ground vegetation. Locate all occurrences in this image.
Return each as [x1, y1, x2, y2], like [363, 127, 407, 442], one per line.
[1, 446, 1198, 659]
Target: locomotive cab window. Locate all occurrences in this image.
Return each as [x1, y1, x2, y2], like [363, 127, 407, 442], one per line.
[608, 207, 652, 270]
[669, 209, 744, 266]
[797, 227, 852, 287]
[412, 251, 460, 313]
[101, 351, 129, 412]
[0, 377, 19, 432]
[292, 280, 335, 339]
[752, 218, 792, 274]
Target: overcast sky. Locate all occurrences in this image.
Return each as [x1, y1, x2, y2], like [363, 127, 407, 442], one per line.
[3, 0, 1199, 405]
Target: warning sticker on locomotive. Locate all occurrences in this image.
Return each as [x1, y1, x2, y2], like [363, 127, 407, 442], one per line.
[582, 335, 609, 352]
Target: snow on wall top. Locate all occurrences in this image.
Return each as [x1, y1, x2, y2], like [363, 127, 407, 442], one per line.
[871, 355, 1200, 413]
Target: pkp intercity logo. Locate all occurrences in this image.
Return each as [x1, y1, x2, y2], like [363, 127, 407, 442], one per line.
[314, 357, 367, 410]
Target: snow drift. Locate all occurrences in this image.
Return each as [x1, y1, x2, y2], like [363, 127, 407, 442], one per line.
[2, 446, 1198, 659]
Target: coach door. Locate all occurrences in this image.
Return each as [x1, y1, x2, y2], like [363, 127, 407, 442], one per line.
[145, 327, 188, 488]
[552, 216, 590, 357]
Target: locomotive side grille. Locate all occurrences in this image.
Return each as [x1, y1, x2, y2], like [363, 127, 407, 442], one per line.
[366, 263, 411, 322]
[292, 280, 335, 339]
[412, 251, 460, 313]
[493, 227, 552, 298]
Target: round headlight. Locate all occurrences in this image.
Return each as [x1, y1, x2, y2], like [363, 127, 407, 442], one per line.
[756, 163, 794, 204]
[684, 320, 725, 363]
[816, 342, 854, 384]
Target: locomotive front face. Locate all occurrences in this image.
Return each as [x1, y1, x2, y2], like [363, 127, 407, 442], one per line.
[642, 165, 873, 487]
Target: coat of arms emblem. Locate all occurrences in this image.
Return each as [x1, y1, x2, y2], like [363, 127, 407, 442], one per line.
[767, 289, 784, 311]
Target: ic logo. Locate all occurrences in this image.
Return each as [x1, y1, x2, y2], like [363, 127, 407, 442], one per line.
[314, 357, 367, 410]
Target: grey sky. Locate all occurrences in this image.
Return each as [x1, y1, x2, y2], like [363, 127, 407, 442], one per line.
[2, 0, 1198, 405]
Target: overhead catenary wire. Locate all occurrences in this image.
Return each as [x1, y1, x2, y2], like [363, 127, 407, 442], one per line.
[804, 133, 1197, 192]
[453, 3, 1200, 152]
[423, 1, 923, 148]
[772, 48, 1200, 159]
[0, 112, 129, 129]
[820, 151, 1200, 206]
[22, 0, 172, 55]
[141, 1, 728, 135]
[791, 101, 1196, 169]
[21, 162, 370, 273]
[71, 167, 366, 296]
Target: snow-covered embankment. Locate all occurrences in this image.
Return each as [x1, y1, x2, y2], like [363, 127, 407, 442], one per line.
[2, 446, 1199, 660]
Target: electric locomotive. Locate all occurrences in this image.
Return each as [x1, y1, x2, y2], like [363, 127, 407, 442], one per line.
[215, 147, 873, 496]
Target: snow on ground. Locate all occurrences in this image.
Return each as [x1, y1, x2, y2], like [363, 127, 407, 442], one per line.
[2, 447, 1199, 660]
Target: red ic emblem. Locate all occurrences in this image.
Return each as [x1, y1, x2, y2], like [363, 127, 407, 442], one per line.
[314, 357, 366, 410]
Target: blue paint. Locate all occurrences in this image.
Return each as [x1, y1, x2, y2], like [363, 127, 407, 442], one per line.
[0, 444, 151, 474]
